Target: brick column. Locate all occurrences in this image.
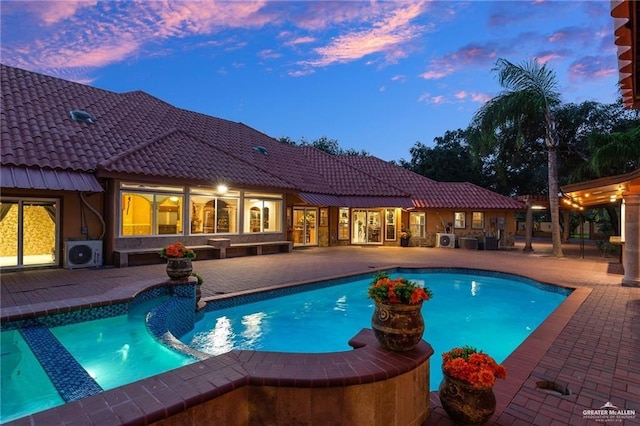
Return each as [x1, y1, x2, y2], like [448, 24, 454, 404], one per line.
[622, 193, 640, 287]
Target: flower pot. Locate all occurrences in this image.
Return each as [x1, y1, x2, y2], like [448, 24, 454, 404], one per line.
[438, 371, 496, 425]
[400, 237, 410, 247]
[371, 301, 424, 351]
[166, 257, 193, 280]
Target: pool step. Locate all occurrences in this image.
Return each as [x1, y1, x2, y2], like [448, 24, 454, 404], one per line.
[20, 325, 103, 402]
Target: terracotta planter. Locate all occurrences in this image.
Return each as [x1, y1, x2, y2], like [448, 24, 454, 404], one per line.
[438, 372, 496, 425]
[371, 301, 424, 351]
[165, 257, 193, 280]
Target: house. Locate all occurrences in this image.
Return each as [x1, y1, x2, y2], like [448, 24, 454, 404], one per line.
[0, 64, 524, 270]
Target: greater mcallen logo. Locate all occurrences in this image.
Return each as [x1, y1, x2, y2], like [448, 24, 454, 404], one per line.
[583, 402, 636, 422]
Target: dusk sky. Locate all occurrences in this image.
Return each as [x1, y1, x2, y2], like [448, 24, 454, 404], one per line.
[1, 1, 619, 162]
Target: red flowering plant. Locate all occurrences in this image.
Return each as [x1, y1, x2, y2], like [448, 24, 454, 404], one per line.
[159, 242, 196, 259]
[442, 346, 507, 388]
[368, 272, 432, 305]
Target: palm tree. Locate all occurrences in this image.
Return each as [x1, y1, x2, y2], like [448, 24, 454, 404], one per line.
[472, 58, 564, 257]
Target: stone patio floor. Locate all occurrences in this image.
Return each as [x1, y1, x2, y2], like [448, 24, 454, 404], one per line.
[1, 238, 638, 425]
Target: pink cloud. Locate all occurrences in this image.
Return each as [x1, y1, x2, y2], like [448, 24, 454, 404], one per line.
[17, 0, 98, 25]
[284, 36, 316, 47]
[471, 92, 491, 103]
[304, 2, 429, 67]
[569, 56, 618, 81]
[455, 91, 467, 100]
[536, 52, 563, 64]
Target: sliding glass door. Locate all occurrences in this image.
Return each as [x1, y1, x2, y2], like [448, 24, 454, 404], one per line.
[292, 208, 317, 246]
[0, 199, 58, 268]
[351, 209, 382, 244]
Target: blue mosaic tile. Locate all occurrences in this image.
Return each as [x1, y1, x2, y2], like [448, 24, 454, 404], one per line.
[20, 326, 103, 402]
[146, 297, 207, 360]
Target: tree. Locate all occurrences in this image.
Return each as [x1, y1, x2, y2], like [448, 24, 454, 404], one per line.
[278, 136, 368, 156]
[399, 129, 487, 186]
[472, 58, 564, 257]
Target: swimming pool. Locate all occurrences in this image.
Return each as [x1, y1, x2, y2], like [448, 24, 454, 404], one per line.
[1, 268, 571, 423]
[180, 269, 570, 390]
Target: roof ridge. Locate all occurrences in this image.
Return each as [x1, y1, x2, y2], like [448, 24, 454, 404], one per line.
[98, 128, 182, 169]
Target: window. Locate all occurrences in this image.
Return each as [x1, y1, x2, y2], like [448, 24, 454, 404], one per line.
[472, 212, 485, 229]
[338, 207, 349, 240]
[190, 188, 239, 234]
[409, 212, 425, 238]
[243, 192, 282, 233]
[385, 209, 396, 240]
[454, 212, 466, 229]
[120, 184, 185, 236]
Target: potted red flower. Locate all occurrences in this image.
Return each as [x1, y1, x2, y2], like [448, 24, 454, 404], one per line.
[439, 346, 507, 424]
[160, 242, 196, 280]
[368, 272, 432, 351]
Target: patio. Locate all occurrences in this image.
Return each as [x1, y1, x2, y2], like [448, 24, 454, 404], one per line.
[1, 238, 638, 425]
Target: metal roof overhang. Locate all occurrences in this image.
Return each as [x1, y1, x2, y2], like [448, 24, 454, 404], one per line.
[297, 193, 413, 208]
[561, 169, 640, 208]
[612, 0, 639, 109]
[1, 166, 104, 192]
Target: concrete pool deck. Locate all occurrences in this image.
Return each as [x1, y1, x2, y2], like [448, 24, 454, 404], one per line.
[1, 238, 639, 425]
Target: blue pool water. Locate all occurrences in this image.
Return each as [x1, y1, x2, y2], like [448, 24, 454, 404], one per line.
[180, 270, 569, 390]
[0, 330, 64, 423]
[0, 297, 194, 423]
[50, 298, 194, 391]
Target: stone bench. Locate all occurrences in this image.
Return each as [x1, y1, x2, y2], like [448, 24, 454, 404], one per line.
[216, 241, 292, 259]
[114, 241, 292, 266]
[114, 245, 218, 267]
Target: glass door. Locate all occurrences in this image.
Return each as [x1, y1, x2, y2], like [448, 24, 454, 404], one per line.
[293, 208, 317, 246]
[351, 209, 382, 244]
[0, 199, 58, 268]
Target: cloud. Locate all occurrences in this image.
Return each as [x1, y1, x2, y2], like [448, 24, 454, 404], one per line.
[12, 0, 98, 25]
[258, 49, 282, 60]
[420, 44, 497, 80]
[569, 56, 618, 81]
[303, 1, 429, 67]
[284, 36, 316, 47]
[1, 1, 274, 77]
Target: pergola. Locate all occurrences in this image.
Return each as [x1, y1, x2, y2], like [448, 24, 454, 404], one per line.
[562, 170, 640, 286]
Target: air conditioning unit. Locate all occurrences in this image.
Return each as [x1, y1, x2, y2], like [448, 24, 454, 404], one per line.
[64, 240, 103, 269]
[436, 233, 456, 248]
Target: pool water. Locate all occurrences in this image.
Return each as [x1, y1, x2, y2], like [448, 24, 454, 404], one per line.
[51, 297, 194, 391]
[180, 271, 568, 390]
[0, 330, 64, 424]
[1, 297, 194, 423]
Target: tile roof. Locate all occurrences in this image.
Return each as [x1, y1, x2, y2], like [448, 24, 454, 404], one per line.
[340, 156, 524, 209]
[413, 182, 525, 209]
[1, 64, 523, 210]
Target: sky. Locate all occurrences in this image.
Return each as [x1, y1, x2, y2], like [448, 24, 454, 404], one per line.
[0, 0, 619, 162]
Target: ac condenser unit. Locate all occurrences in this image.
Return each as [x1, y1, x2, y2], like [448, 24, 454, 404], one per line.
[64, 240, 103, 269]
[436, 233, 456, 248]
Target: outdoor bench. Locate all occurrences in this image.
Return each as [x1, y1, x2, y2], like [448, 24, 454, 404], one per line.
[114, 241, 292, 267]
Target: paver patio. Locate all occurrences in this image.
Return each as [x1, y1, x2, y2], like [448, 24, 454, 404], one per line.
[1, 239, 638, 425]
